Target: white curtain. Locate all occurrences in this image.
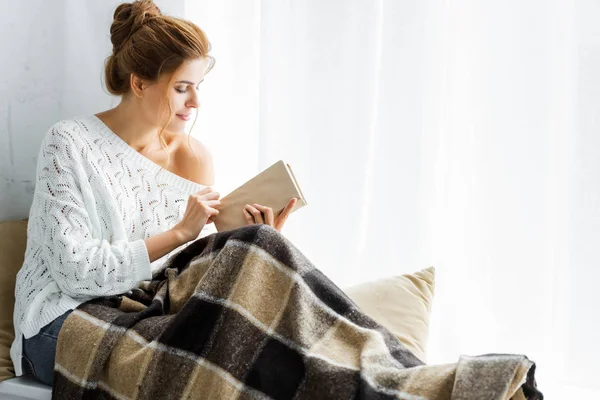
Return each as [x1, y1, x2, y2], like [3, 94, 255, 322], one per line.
[3, 0, 596, 396]
[184, 0, 600, 397]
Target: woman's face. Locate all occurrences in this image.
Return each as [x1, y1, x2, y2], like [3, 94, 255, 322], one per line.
[141, 57, 209, 133]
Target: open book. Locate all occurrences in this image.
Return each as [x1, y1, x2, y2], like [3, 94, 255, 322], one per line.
[213, 160, 308, 232]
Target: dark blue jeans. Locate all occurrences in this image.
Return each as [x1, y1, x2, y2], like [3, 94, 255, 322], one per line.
[21, 310, 73, 386]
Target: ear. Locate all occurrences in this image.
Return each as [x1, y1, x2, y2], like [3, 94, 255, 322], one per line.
[129, 73, 146, 98]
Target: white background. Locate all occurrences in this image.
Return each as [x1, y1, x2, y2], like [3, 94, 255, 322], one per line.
[1, 1, 598, 396]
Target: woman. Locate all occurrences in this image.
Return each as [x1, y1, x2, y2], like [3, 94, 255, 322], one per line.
[11, 0, 296, 386]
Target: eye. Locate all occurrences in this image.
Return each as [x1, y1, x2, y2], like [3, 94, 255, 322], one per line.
[175, 87, 186, 94]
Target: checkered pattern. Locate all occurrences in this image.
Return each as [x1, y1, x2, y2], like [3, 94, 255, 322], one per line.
[52, 225, 542, 399]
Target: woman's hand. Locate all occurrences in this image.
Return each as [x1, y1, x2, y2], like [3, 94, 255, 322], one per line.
[243, 198, 298, 232]
[172, 187, 221, 243]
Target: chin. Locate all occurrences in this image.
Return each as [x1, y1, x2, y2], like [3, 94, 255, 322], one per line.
[167, 121, 187, 134]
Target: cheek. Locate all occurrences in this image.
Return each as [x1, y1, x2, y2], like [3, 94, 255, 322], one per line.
[143, 95, 172, 126]
[145, 91, 165, 111]
[170, 95, 187, 113]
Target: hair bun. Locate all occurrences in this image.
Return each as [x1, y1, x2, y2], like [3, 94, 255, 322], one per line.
[110, 0, 162, 54]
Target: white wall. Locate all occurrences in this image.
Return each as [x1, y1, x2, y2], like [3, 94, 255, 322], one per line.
[2, 1, 600, 396]
[567, 0, 600, 388]
[0, 0, 183, 221]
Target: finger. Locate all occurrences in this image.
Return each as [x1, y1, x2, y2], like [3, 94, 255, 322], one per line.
[246, 204, 264, 224]
[274, 199, 296, 231]
[245, 204, 264, 224]
[195, 186, 213, 195]
[253, 204, 274, 226]
[279, 198, 297, 219]
[201, 192, 221, 201]
[204, 199, 221, 207]
[207, 211, 219, 223]
[275, 211, 290, 229]
[205, 207, 220, 217]
[243, 208, 255, 225]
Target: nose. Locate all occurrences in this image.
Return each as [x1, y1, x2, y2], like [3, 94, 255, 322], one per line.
[186, 91, 199, 109]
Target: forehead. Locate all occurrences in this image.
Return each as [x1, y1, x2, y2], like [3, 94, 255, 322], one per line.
[168, 58, 209, 84]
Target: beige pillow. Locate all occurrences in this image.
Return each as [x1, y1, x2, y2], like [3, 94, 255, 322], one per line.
[0, 219, 28, 382]
[343, 267, 435, 362]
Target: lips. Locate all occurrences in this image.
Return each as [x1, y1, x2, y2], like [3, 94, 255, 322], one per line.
[177, 114, 191, 121]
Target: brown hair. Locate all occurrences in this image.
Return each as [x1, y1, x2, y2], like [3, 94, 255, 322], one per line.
[104, 0, 214, 171]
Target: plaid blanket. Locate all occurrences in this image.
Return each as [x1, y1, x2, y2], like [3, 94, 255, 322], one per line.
[53, 225, 543, 399]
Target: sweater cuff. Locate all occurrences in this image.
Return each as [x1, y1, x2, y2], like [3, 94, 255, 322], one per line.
[129, 238, 152, 282]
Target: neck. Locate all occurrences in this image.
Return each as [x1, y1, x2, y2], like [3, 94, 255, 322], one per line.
[98, 99, 166, 153]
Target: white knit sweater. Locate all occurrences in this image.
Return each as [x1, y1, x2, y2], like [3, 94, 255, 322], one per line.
[11, 115, 216, 376]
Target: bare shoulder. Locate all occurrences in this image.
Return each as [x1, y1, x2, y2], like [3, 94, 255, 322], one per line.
[173, 134, 215, 186]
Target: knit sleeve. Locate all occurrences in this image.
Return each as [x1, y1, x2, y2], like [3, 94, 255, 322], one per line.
[33, 121, 152, 298]
[149, 221, 218, 276]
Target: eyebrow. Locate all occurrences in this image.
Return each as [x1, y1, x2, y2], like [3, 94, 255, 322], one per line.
[176, 79, 204, 86]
